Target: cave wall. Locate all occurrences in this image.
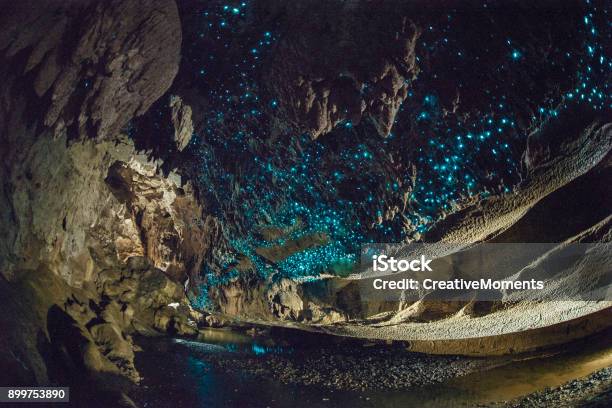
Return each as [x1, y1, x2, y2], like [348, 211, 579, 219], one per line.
[171, 0, 611, 330]
[0, 0, 216, 390]
[0, 0, 184, 278]
[0, 0, 609, 392]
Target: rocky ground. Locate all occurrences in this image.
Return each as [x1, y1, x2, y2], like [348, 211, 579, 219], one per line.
[498, 367, 612, 408]
[132, 331, 612, 407]
[207, 341, 503, 391]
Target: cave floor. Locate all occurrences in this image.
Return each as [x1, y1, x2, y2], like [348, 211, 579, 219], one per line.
[130, 327, 612, 408]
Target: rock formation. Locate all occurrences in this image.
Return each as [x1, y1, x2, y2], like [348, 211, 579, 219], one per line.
[206, 113, 611, 351]
[0, 0, 609, 404]
[264, 1, 420, 139]
[0, 0, 209, 394]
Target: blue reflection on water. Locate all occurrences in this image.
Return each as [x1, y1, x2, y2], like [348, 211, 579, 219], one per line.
[174, 338, 292, 356]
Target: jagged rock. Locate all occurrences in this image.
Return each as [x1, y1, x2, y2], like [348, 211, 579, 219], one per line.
[0, 0, 181, 140]
[0, 0, 187, 284]
[169, 95, 194, 151]
[0, 0, 207, 395]
[104, 157, 208, 282]
[264, 2, 419, 139]
[94, 257, 200, 338]
[0, 132, 209, 288]
[268, 279, 305, 320]
[89, 323, 137, 376]
[209, 274, 347, 324]
[0, 255, 203, 388]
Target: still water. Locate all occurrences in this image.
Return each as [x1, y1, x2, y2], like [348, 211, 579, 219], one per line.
[133, 327, 611, 407]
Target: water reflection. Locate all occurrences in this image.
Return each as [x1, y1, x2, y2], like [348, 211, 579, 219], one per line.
[174, 328, 293, 355]
[135, 328, 611, 408]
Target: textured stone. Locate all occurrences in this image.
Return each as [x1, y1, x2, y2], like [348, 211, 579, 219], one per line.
[263, 2, 419, 139]
[0, 0, 206, 392]
[0, 0, 182, 140]
[204, 117, 612, 355]
[0, 1, 610, 397]
[169, 95, 194, 151]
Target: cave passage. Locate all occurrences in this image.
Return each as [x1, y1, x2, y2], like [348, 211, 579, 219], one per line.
[134, 0, 611, 307]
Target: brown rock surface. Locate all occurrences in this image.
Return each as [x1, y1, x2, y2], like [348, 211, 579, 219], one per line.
[264, 1, 419, 139]
[0, 0, 209, 393]
[169, 95, 194, 151]
[0, 0, 181, 140]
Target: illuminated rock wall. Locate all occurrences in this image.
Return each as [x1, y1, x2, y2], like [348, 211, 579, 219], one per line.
[139, 0, 610, 312]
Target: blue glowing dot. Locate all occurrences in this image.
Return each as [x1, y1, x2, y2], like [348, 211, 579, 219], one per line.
[177, 0, 610, 305]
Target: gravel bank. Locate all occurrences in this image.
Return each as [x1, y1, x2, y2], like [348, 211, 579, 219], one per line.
[490, 367, 612, 408]
[206, 342, 506, 391]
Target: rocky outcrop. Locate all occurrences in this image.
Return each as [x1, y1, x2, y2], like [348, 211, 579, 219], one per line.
[0, 0, 181, 140]
[0, 130, 211, 385]
[264, 1, 419, 139]
[0, 0, 184, 277]
[0, 0, 210, 396]
[95, 256, 200, 338]
[103, 156, 209, 282]
[210, 274, 348, 324]
[169, 95, 194, 151]
[0, 125, 210, 285]
[0, 257, 199, 388]
[205, 110, 612, 355]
